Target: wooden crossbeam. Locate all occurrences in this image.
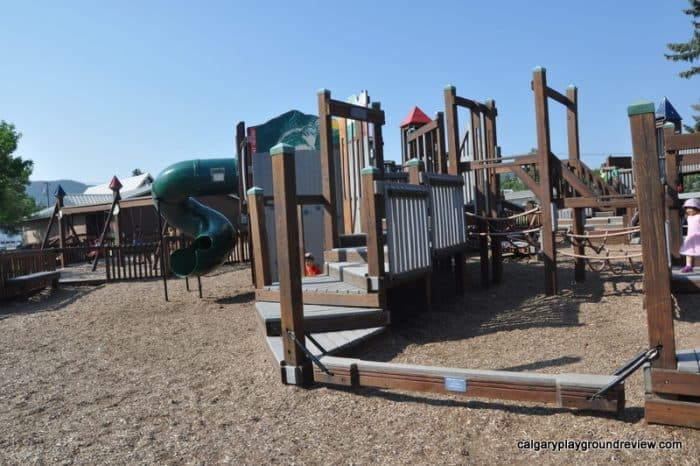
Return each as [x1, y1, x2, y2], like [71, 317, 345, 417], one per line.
[314, 356, 624, 413]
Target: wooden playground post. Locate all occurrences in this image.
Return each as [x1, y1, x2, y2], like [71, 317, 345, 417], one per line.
[406, 158, 424, 185]
[247, 187, 271, 289]
[663, 123, 682, 265]
[471, 107, 490, 289]
[270, 143, 311, 385]
[317, 89, 340, 252]
[484, 99, 502, 284]
[370, 102, 385, 171]
[361, 167, 385, 279]
[443, 86, 460, 176]
[435, 112, 447, 174]
[627, 101, 676, 369]
[532, 67, 558, 296]
[566, 85, 586, 282]
[55, 186, 67, 267]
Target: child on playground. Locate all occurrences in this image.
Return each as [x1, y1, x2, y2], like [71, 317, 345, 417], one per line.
[304, 252, 321, 277]
[680, 198, 700, 273]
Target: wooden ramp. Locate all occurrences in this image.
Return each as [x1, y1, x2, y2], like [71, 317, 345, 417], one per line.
[671, 266, 700, 293]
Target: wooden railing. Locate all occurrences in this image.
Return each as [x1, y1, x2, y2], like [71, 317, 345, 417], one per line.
[0, 249, 58, 298]
[0, 249, 57, 281]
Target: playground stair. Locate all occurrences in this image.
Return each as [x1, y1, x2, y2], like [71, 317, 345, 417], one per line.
[255, 244, 391, 370]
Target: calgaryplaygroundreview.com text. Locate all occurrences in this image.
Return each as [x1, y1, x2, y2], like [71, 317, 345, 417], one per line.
[517, 438, 683, 452]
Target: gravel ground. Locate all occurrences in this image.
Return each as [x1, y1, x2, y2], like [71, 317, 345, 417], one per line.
[1, 259, 698, 465]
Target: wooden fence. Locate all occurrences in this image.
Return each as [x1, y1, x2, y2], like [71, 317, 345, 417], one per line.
[0, 249, 58, 298]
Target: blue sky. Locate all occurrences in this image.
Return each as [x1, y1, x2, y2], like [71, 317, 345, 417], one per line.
[2, 0, 697, 185]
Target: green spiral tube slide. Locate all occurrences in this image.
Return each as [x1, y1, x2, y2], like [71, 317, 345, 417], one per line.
[151, 158, 238, 277]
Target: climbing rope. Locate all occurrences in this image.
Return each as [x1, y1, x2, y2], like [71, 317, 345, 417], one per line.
[465, 207, 540, 222]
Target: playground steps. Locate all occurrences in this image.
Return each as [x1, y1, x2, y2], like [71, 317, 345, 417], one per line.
[676, 348, 700, 373]
[670, 266, 700, 293]
[255, 301, 390, 336]
[263, 326, 387, 367]
[256, 275, 382, 307]
[326, 261, 381, 292]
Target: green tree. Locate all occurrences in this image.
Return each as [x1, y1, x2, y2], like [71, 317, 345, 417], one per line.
[131, 168, 143, 176]
[684, 100, 700, 133]
[665, 0, 700, 79]
[0, 121, 37, 233]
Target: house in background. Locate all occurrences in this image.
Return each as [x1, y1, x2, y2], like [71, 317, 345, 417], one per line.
[20, 173, 242, 247]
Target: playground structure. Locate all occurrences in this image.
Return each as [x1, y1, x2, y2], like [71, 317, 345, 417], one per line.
[1, 66, 697, 429]
[232, 67, 698, 429]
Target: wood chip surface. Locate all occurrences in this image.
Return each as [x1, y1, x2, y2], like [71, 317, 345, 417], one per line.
[1, 259, 698, 465]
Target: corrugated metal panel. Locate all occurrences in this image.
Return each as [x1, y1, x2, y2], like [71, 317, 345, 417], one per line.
[384, 183, 431, 279]
[425, 174, 466, 251]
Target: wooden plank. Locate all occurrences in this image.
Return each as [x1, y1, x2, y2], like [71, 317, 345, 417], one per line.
[559, 162, 594, 197]
[270, 144, 308, 375]
[628, 101, 676, 369]
[406, 119, 439, 142]
[511, 165, 540, 196]
[327, 99, 385, 125]
[651, 369, 700, 397]
[645, 397, 700, 429]
[255, 288, 382, 308]
[484, 99, 502, 285]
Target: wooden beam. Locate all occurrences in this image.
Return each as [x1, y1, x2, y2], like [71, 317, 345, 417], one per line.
[362, 167, 385, 278]
[645, 397, 700, 429]
[665, 131, 700, 151]
[247, 187, 271, 289]
[628, 100, 676, 369]
[327, 99, 385, 125]
[444, 86, 460, 175]
[533, 67, 557, 295]
[314, 356, 624, 413]
[559, 161, 594, 197]
[484, 99, 502, 285]
[563, 196, 637, 209]
[510, 165, 540, 198]
[318, 89, 339, 251]
[406, 120, 439, 142]
[545, 86, 574, 109]
[270, 143, 311, 384]
[651, 369, 700, 397]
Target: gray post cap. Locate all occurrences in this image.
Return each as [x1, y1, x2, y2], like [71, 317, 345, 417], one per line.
[270, 143, 294, 155]
[247, 187, 264, 196]
[627, 100, 655, 116]
[361, 166, 379, 175]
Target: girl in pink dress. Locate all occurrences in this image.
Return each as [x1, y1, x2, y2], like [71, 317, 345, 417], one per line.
[680, 198, 700, 273]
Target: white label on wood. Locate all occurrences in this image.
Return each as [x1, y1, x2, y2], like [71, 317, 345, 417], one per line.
[444, 377, 467, 392]
[211, 168, 225, 182]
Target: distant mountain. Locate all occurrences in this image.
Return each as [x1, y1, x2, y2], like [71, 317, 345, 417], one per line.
[26, 180, 91, 208]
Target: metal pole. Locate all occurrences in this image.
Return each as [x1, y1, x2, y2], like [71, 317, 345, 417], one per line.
[156, 199, 169, 302]
[185, 277, 190, 291]
[197, 275, 203, 298]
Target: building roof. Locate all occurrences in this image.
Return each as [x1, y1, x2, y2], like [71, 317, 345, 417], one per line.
[400, 106, 432, 127]
[655, 97, 682, 123]
[84, 173, 153, 196]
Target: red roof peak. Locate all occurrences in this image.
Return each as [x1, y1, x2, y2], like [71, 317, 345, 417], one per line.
[400, 106, 432, 127]
[109, 176, 123, 191]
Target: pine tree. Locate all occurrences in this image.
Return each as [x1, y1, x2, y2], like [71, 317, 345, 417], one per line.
[665, 0, 700, 79]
